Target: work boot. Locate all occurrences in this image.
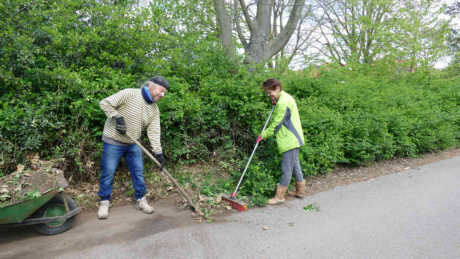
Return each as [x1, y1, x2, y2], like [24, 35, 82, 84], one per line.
[97, 200, 110, 219]
[289, 180, 306, 198]
[294, 180, 306, 198]
[136, 196, 154, 214]
[268, 185, 288, 205]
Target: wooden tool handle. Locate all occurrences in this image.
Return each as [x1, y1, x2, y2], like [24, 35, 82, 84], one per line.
[128, 136, 202, 215]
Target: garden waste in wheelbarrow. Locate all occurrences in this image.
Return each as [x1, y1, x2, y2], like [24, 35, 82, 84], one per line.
[0, 158, 81, 235]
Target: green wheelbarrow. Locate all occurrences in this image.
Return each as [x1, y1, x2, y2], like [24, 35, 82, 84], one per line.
[0, 173, 81, 235]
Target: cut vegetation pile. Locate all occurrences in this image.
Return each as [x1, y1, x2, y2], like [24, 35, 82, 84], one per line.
[0, 156, 67, 208]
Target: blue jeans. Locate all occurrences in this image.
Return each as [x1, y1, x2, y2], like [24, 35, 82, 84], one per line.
[98, 142, 146, 201]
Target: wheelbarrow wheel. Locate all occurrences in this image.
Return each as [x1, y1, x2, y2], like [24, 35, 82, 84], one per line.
[33, 193, 77, 235]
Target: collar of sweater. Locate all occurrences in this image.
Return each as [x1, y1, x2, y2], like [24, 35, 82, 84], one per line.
[141, 86, 154, 104]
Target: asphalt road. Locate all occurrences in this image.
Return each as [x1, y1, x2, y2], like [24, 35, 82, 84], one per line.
[1, 156, 459, 259]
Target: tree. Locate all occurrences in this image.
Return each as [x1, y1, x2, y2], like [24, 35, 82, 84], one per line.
[391, 0, 450, 70]
[214, 0, 306, 65]
[312, 0, 450, 69]
[446, 1, 460, 71]
[214, 0, 234, 56]
[313, 0, 394, 65]
[270, 3, 320, 71]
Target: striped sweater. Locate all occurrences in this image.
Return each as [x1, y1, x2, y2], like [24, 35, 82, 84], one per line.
[99, 88, 162, 154]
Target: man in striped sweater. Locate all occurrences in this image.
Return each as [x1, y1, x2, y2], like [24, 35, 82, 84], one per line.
[97, 76, 169, 219]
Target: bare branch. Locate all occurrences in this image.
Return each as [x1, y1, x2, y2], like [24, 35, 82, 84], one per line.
[239, 0, 255, 32]
[268, 0, 306, 59]
[234, 0, 249, 49]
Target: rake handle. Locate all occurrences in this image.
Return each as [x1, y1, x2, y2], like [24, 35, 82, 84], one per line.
[128, 136, 202, 215]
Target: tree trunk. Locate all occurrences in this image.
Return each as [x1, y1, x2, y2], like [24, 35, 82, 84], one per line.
[214, 0, 234, 57]
[214, 0, 306, 65]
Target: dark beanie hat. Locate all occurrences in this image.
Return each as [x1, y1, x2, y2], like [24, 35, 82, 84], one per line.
[151, 76, 170, 90]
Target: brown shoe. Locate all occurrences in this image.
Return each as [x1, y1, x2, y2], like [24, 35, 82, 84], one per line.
[268, 185, 288, 205]
[295, 180, 306, 198]
[289, 180, 306, 198]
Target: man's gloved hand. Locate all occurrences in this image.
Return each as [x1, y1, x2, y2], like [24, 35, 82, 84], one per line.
[114, 115, 127, 135]
[256, 135, 263, 144]
[154, 153, 165, 170]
